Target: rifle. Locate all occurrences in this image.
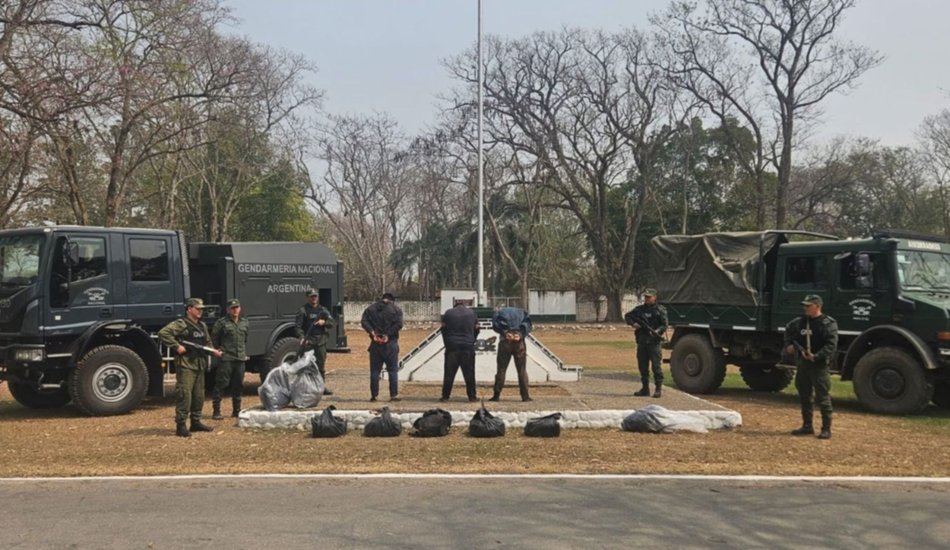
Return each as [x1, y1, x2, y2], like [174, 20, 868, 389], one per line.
[180, 340, 219, 355]
[298, 309, 329, 355]
[627, 310, 667, 342]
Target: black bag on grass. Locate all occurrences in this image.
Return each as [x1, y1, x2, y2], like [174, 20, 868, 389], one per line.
[411, 408, 453, 437]
[364, 406, 402, 437]
[469, 406, 506, 438]
[524, 412, 562, 438]
[311, 405, 347, 438]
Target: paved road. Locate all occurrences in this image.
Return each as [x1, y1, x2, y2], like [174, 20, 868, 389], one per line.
[2, 477, 948, 549]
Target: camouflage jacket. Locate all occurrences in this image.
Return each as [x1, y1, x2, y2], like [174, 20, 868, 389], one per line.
[783, 314, 839, 368]
[158, 317, 212, 371]
[211, 315, 249, 361]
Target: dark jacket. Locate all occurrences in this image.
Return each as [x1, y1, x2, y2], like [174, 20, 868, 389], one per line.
[624, 303, 669, 345]
[361, 300, 404, 340]
[441, 304, 480, 352]
[294, 303, 335, 347]
[491, 307, 531, 337]
[783, 314, 839, 367]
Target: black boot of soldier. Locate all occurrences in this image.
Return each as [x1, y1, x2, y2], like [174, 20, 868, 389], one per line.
[634, 383, 650, 397]
[818, 415, 832, 440]
[791, 411, 814, 435]
[190, 419, 214, 433]
[323, 387, 334, 396]
[212, 401, 223, 420]
[231, 398, 242, 418]
[652, 383, 662, 398]
[176, 422, 191, 438]
[489, 376, 503, 401]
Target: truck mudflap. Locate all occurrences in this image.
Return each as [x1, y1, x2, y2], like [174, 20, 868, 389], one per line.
[842, 324, 937, 380]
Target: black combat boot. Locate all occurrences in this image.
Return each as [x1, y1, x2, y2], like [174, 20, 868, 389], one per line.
[652, 383, 662, 398]
[176, 422, 191, 438]
[211, 401, 223, 420]
[323, 387, 334, 396]
[190, 419, 214, 432]
[489, 376, 503, 401]
[818, 415, 832, 440]
[634, 383, 650, 397]
[791, 411, 814, 436]
[231, 398, 242, 418]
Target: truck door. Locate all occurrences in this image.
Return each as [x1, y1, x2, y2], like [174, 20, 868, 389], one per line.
[831, 252, 892, 334]
[123, 234, 177, 329]
[774, 253, 831, 328]
[46, 232, 115, 336]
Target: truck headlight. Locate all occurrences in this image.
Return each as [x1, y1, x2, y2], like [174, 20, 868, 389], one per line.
[14, 348, 44, 362]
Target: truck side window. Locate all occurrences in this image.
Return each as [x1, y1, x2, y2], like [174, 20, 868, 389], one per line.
[129, 239, 169, 281]
[784, 256, 828, 290]
[839, 253, 889, 290]
[71, 237, 107, 283]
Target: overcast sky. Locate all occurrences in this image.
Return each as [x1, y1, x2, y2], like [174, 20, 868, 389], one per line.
[225, 0, 949, 148]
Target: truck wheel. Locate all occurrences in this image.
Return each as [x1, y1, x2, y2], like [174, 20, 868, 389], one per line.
[262, 337, 300, 383]
[739, 366, 794, 392]
[670, 333, 726, 394]
[931, 380, 950, 409]
[853, 347, 933, 415]
[8, 381, 71, 409]
[70, 345, 149, 416]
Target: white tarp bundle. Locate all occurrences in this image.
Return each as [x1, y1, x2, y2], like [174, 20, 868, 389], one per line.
[258, 351, 325, 411]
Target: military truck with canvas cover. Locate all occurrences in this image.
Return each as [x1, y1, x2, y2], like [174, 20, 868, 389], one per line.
[0, 226, 347, 416]
[651, 230, 950, 415]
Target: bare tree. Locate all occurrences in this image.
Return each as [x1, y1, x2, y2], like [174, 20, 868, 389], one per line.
[445, 29, 686, 320]
[919, 110, 950, 237]
[305, 113, 413, 298]
[657, 0, 881, 228]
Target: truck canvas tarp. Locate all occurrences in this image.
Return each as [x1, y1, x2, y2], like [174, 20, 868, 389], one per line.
[650, 232, 786, 306]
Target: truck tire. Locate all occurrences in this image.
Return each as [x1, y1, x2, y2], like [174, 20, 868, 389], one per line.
[262, 337, 300, 383]
[670, 333, 726, 394]
[70, 345, 149, 416]
[931, 380, 950, 409]
[853, 347, 933, 415]
[8, 381, 71, 409]
[739, 366, 794, 392]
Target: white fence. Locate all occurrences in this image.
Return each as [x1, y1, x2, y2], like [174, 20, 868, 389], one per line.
[344, 293, 640, 323]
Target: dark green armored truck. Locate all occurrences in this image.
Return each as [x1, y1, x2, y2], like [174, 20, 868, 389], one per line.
[652, 230, 950, 415]
[0, 226, 347, 416]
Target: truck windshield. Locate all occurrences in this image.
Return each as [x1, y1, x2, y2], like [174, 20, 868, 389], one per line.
[896, 250, 950, 291]
[0, 235, 44, 287]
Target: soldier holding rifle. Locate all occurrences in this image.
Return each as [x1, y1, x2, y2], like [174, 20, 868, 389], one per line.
[159, 298, 223, 438]
[783, 294, 838, 440]
[624, 288, 668, 398]
[295, 289, 335, 395]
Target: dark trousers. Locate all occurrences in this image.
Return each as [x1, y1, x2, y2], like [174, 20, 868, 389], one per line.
[174, 367, 204, 423]
[369, 340, 399, 398]
[636, 342, 663, 385]
[493, 339, 529, 399]
[796, 363, 833, 421]
[442, 349, 476, 399]
[213, 360, 245, 404]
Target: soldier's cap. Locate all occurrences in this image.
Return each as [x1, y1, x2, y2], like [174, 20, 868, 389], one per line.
[801, 294, 823, 306]
[185, 297, 206, 309]
[307, 289, 318, 297]
[381, 292, 395, 301]
[642, 288, 657, 297]
[227, 298, 241, 309]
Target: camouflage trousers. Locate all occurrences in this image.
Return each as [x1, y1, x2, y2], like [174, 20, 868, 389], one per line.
[795, 363, 833, 419]
[175, 366, 205, 424]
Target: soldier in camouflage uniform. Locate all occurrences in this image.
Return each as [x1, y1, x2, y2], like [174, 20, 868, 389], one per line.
[783, 294, 838, 440]
[624, 288, 669, 398]
[211, 298, 249, 420]
[295, 289, 335, 395]
[159, 298, 223, 438]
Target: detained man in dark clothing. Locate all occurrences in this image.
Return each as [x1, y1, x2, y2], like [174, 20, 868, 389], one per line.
[489, 306, 533, 402]
[440, 300, 480, 402]
[361, 292, 403, 402]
